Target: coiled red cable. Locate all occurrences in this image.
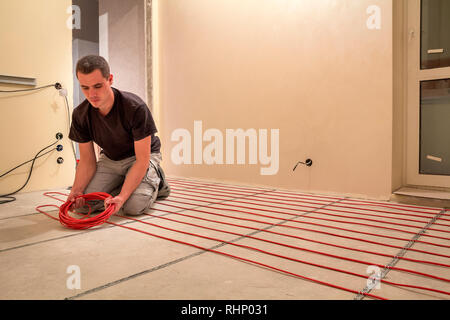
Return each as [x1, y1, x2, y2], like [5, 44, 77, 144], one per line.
[58, 192, 116, 230]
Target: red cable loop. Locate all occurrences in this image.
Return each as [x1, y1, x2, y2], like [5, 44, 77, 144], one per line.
[58, 192, 116, 230]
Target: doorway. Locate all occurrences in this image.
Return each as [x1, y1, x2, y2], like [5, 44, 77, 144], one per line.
[71, 0, 100, 160]
[406, 0, 450, 188]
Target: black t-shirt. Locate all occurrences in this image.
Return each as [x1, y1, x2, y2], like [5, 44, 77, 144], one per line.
[69, 87, 161, 160]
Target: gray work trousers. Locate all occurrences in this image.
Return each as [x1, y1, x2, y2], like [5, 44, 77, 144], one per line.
[83, 152, 163, 216]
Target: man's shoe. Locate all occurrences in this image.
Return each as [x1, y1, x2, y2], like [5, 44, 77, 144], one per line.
[156, 165, 171, 199]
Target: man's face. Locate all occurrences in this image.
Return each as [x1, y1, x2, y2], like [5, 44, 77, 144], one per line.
[77, 69, 113, 109]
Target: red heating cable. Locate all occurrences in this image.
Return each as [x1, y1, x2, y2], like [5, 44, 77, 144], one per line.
[158, 200, 450, 250]
[169, 188, 450, 228]
[165, 188, 450, 249]
[43, 192, 450, 259]
[168, 183, 450, 224]
[149, 205, 450, 282]
[168, 182, 449, 225]
[105, 217, 389, 300]
[166, 193, 450, 237]
[36, 192, 387, 300]
[166, 183, 450, 226]
[136, 212, 450, 296]
[147, 207, 450, 266]
[167, 179, 444, 215]
[151, 206, 450, 260]
[161, 199, 450, 246]
[38, 192, 116, 230]
[167, 178, 443, 213]
[39, 191, 450, 298]
[168, 185, 448, 230]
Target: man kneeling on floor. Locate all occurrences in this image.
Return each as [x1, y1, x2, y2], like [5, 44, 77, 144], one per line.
[67, 54, 170, 215]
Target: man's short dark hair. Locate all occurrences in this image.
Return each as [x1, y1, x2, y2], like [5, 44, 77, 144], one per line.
[76, 55, 110, 79]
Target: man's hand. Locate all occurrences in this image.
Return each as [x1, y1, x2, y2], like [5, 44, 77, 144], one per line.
[67, 190, 85, 209]
[104, 195, 126, 214]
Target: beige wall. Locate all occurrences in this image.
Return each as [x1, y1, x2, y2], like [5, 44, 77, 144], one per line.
[0, 0, 75, 194]
[156, 0, 394, 200]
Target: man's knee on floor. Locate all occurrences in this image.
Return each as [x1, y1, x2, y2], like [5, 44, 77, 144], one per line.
[122, 193, 153, 216]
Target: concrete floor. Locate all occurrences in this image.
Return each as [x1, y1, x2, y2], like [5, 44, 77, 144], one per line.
[1, 177, 449, 300]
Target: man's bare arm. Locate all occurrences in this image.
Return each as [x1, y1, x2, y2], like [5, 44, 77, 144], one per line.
[68, 141, 97, 207]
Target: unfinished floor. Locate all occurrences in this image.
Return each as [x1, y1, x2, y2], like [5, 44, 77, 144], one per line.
[1, 177, 449, 300]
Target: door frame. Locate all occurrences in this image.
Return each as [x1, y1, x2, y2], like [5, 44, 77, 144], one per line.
[405, 0, 450, 188]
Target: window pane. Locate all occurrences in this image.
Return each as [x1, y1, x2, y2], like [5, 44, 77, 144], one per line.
[421, 0, 450, 69]
[420, 79, 450, 175]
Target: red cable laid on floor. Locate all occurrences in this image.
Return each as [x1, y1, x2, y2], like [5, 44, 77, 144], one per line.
[164, 182, 450, 245]
[36, 187, 450, 299]
[147, 207, 450, 267]
[160, 199, 450, 249]
[152, 201, 450, 259]
[105, 217, 389, 300]
[137, 212, 450, 296]
[168, 180, 449, 224]
[152, 202, 450, 283]
[168, 183, 450, 226]
[167, 178, 443, 212]
[167, 178, 444, 215]
[168, 188, 450, 230]
[167, 179, 449, 235]
[167, 182, 450, 230]
[160, 190, 450, 257]
[36, 192, 387, 300]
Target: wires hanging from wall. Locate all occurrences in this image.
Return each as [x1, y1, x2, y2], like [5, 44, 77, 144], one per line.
[0, 139, 60, 204]
[0, 82, 76, 204]
[0, 83, 56, 93]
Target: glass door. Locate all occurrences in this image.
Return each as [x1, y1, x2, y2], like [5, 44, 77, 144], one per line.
[406, 0, 450, 188]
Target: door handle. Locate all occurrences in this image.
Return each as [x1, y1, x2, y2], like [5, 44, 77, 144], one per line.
[427, 49, 444, 54]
